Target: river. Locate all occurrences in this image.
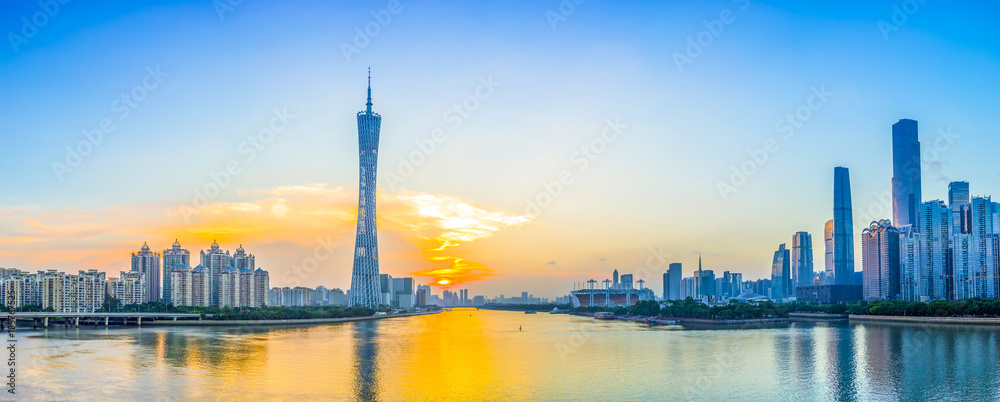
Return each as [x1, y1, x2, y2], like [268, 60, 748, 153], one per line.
[14, 308, 1000, 400]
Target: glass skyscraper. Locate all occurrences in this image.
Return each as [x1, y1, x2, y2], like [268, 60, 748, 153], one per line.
[791, 231, 814, 289]
[891, 119, 921, 228]
[349, 70, 383, 308]
[833, 167, 855, 285]
[770, 243, 791, 300]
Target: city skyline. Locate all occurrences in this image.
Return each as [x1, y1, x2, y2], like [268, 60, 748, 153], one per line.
[3, 1, 1000, 299]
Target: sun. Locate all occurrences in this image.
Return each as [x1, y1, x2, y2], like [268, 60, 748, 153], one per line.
[437, 279, 451, 285]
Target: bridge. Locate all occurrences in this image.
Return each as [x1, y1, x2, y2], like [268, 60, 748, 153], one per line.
[2, 312, 204, 328]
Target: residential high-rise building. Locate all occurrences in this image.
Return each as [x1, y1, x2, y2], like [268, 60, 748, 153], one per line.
[131, 242, 161, 303]
[863, 220, 900, 301]
[824, 219, 835, 284]
[349, 70, 383, 308]
[162, 239, 190, 304]
[219, 267, 240, 308]
[970, 196, 996, 297]
[107, 271, 146, 305]
[918, 200, 951, 300]
[170, 265, 193, 306]
[191, 265, 212, 307]
[329, 288, 347, 305]
[664, 263, 682, 300]
[898, 225, 920, 301]
[791, 232, 814, 290]
[200, 241, 231, 306]
[770, 244, 791, 300]
[231, 244, 255, 271]
[891, 119, 922, 228]
[833, 167, 855, 285]
[254, 268, 269, 307]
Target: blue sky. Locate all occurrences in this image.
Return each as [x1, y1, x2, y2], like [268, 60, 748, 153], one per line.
[1, 0, 998, 297]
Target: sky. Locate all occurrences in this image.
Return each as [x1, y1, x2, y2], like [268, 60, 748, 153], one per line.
[1, 0, 999, 298]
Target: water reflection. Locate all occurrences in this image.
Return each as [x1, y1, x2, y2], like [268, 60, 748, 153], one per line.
[352, 321, 381, 401]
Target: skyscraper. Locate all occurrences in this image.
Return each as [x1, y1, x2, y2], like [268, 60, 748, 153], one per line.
[664, 263, 682, 300]
[891, 119, 921, 228]
[862, 220, 900, 301]
[613, 269, 619, 289]
[162, 239, 190, 304]
[970, 196, 996, 298]
[130, 242, 160, 303]
[770, 244, 791, 300]
[349, 70, 383, 308]
[918, 200, 950, 300]
[948, 181, 970, 235]
[824, 219, 834, 284]
[833, 167, 855, 285]
[791, 232, 814, 289]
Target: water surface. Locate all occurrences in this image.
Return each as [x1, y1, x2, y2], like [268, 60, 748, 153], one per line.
[17, 309, 1000, 400]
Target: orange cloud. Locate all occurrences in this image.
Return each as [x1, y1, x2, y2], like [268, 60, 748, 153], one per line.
[0, 184, 529, 288]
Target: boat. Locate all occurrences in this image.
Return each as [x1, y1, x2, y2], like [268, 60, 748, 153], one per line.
[594, 312, 615, 320]
[524, 311, 537, 314]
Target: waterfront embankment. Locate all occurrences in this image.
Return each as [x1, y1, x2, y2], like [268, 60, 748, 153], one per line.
[849, 314, 1000, 325]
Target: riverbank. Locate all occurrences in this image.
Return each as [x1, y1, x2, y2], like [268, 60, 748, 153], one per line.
[571, 311, 787, 326]
[849, 314, 1000, 325]
[790, 312, 849, 320]
[143, 310, 441, 327]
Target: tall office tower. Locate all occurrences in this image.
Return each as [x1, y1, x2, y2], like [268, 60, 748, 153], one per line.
[948, 181, 970, 235]
[613, 269, 619, 289]
[891, 119, 922, 228]
[379, 274, 393, 306]
[770, 244, 791, 300]
[918, 201, 950, 299]
[791, 232, 814, 290]
[620, 274, 634, 290]
[897, 225, 920, 301]
[231, 245, 255, 271]
[349, 70, 383, 308]
[951, 233, 974, 299]
[824, 219, 835, 284]
[833, 167, 856, 285]
[731, 273, 743, 295]
[131, 242, 161, 303]
[200, 241, 231, 306]
[162, 239, 190, 304]
[862, 220, 900, 301]
[664, 263, 682, 300]
[971, 197, 996, 297]
[698, 270, 715, 298]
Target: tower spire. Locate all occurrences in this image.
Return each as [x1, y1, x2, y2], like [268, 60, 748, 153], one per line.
[366, 66, 372, 113]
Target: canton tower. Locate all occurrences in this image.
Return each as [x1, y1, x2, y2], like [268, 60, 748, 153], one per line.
[349, 68, 382, 307]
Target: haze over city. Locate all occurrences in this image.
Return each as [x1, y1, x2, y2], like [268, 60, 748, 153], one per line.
[2, 0, 999, 298]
